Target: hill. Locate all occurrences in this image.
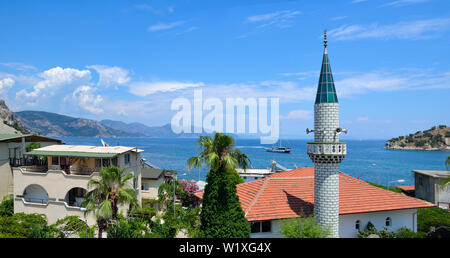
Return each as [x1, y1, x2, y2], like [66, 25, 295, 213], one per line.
[101, 119, 209, 138]
[14, 111, 145, 137]
[0, 100, 31, 134]
[385, 125, 450, 151]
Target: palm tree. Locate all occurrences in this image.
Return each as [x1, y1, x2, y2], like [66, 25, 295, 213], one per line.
[187, 133, 251, 172]
[440, 156, 450, 187]
[82, 166, 138, 238]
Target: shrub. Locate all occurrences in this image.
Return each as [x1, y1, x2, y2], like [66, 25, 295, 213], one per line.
[106, 216, 151, 238]
[0, 213, 48, 238]
[0, 195, 13, 217]
[179, 180, 201, 207]
[417, 207, 450, 233]
[279, 216, 330, 238]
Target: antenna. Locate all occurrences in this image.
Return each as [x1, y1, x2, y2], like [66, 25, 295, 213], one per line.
[324, 30, 327, 48]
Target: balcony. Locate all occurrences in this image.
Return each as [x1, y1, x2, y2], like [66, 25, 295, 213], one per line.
[307, 142, 346, 164]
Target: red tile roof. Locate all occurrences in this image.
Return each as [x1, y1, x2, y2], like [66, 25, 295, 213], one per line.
[194, 167, 434, 222]
[395, 185, 415, 191]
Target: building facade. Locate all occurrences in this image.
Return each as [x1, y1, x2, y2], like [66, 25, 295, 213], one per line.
[13, 144, 143, 225]
[413, 170, 450, 210]
[0, 134, 62, 199]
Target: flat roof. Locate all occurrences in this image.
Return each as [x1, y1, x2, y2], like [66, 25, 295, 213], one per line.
[25, 144, 143, 158]
[412, 170, 450, 178]
[0, 134, 62, 143]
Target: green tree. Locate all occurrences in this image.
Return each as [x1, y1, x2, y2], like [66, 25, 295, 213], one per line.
[187, 133, 251, 238]
[279, 216, 330, 238]
[0, 195, 13, 217]
[417, 207, 450, 233]
[0, 213, 48, 238]
[106, 215, 151, 238]
[82, 166, 139, 238]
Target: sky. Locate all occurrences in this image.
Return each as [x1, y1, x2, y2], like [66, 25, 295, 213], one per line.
[0, 0, 449, 140]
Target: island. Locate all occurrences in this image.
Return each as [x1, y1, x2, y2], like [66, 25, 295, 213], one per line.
[385, 125, 450, 151]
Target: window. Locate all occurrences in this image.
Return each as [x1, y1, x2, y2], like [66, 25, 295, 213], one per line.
[141, 183, 150, 191]
[95, 159, 101, 168]
[250, 221, 271, 233]
[124, 153, 131, 165]
[355, 220, 360, 230]
[385, 217, 391, 227]
[112, 157, 118, 167]
[52, 156, 59, 165]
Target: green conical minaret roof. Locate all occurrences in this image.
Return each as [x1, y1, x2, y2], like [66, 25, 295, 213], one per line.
[315, 31, 338, 104]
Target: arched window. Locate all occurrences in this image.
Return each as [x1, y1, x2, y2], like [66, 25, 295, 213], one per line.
[385, 217, 391, 227]
[355, 220, 360, 230]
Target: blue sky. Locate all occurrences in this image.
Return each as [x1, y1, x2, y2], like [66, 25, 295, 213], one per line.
[0, 0, 449, 139]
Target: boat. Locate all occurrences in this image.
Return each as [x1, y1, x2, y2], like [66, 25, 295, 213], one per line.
[265, 146, 292, 153]
[265, 140, 292, 153]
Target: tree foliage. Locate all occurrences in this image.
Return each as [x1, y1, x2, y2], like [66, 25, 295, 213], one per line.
[279, 216, 330, 238]
[417, 207, 450, 233]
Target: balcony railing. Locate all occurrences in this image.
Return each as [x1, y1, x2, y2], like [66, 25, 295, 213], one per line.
[10, 157, 47, 167]
[18, 165, 100, 176]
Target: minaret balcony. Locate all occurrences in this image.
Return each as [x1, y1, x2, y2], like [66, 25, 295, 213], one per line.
[307, 142, 347, 156]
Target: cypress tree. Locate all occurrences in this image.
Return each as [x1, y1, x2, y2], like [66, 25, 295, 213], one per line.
[200, 166, 250, 238]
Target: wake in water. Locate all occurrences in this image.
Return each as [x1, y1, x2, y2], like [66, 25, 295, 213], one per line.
[235, 146, 266, 149]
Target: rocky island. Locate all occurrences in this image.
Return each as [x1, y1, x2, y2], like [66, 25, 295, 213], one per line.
[385, 125, 450, 151]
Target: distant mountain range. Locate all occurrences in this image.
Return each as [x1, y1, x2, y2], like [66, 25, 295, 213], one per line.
[0, 99, 235, 138]
[8, 109, 208, 138]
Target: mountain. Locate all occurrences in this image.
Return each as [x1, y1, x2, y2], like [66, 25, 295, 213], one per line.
[14, 111, 145, 137]
[0, 100, 31, 134]
[385, 125, 450, 151]
[101, 119, 208, 138]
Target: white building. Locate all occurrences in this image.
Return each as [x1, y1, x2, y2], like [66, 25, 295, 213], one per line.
[0, 133, 62, 199]
[13, 144, 143, 225]
[194, 167, 434, 238]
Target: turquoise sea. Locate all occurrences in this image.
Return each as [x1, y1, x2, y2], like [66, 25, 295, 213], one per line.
[57, 137, 449, 187]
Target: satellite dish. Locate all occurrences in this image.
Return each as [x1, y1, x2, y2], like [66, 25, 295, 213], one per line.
[101, 139, 109, 147]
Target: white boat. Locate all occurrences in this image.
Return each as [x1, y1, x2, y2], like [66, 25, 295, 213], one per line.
[264, 140, 292, 153]
[265, 146, 292, 153]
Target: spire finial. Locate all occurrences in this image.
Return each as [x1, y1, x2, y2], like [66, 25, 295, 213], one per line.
[324, 30, 327, 48]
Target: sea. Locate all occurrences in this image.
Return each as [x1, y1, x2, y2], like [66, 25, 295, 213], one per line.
[56, 137, 449, 187]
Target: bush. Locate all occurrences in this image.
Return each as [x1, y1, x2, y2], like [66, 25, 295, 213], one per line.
[279, 216, 330, 238]
[0, 195, 13, 217]
[395, 227, 426, 238]
[417, 207, 450, 233]
[106, 216, 151, 238]
[30, 225, 61, 238]
[0, 213, 48, 238]
[54, 215, 96, 238]
[179, 180, 201, 207]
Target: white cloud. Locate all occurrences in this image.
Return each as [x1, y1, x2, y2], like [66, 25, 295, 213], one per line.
[0, 78, 14, 95]
[0, 62, 37, 71]
[245, 10, 301, 28]
[69, 85, 104, 114]
[16, 66, 91, 99]
[351, 0, 367, 3]
[381, 0, 429, 7]
[328, 18, 450, 40]
[87, 65, 130, 87]
[129, 81, 205, 96]
[282, 110, 312, 120]
[356, 116, 369, 122]
[148, 21, 185, 32]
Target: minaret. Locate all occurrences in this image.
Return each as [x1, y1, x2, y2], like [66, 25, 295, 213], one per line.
[306, 31, 347, 238]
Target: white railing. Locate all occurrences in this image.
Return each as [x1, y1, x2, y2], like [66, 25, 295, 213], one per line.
[307, 142, 347, 156]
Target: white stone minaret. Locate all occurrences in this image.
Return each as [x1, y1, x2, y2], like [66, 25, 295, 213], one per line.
[306, 31, 347, 238]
